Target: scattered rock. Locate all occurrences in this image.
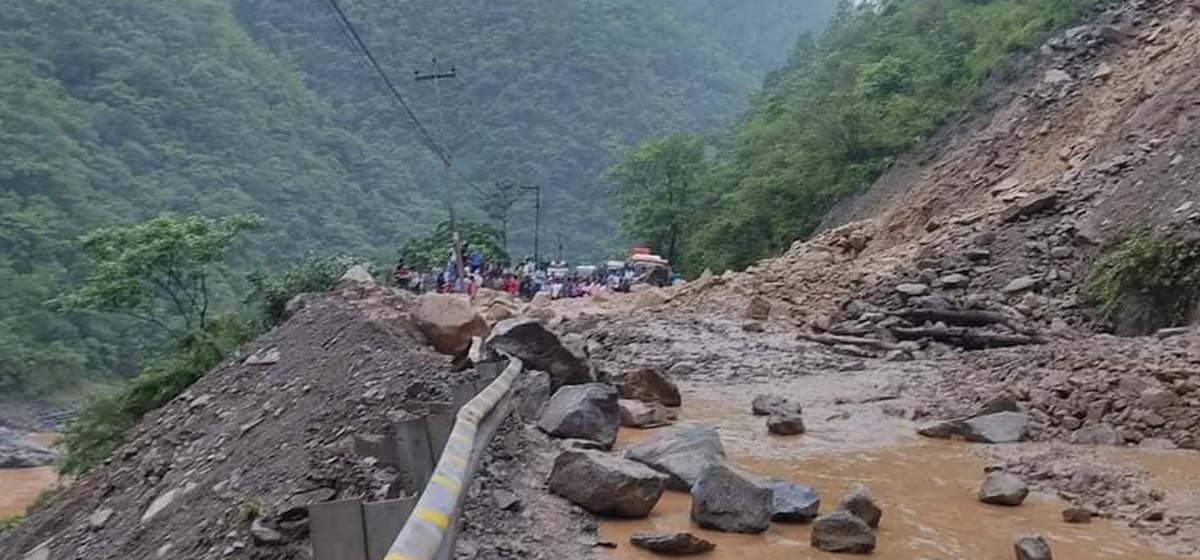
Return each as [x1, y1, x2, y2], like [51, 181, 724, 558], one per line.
[1001, 193, 1058, 224]
[611, 367, 681, 407]
[625, 425, 727, 490]
[751, 394, 800, 416]
[766, 479, 821, 523]
[1014, 533, 1053, 560]
[629, 532, 716, 556]
[978, 472, 1030, 506]
[1002, 276, 1042, 294]
[742, 320, 766, 333]
[1070, 423, 1119, 446]
[339, 264, 375, 285]
[21, 540, 51, 560]
[250, 518, 286, 546]
[837, 485, 882, 528]
[141, 488, 180, 524]
[1062, 507, 1093, 523]
[940, 273, 970, 287]
[547, 449, 667, 518]
[811, 510, 876, 554]
[87, 508, 114, 531]
[745, 296, 771, 321]
[690, 463, 772, 534]
[767, 410, 805, 435]
[489, 319, 593, 390]
[244, 347, 281, 366]
[895, 283, 929, 296]
[619, 399, 674, 428]
[1042, 69, 1073, 85]
[412, 293, 490, 355]
[919, 412, 1029, 444]
[537, 383, 620, 448]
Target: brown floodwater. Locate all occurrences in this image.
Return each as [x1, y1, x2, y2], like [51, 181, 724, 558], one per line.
[601, 391, 1194, 560]
[0, 433, 59, 519]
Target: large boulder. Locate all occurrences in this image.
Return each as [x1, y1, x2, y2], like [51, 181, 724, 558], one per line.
[488, 319, 592, 390]
[629, 532, 716, 556]
[611, 367, 681, 407]
[918, 411, 1029, 444]
[978, 473, 1029, 506]
[537, 384, 619, 448]
[624, 425, 727, 490]
[0, 428, 57, 469]
[1070, 423, 1119, 445]
[811, 511, 876, 554]
[547, 449, 667, 518]
[837, 485, 882, 528]
[752, 394, 800, 416]
[689, 463, 772, 534]
[412, 293, 489, 355]
[745, 296, 771, 321]
[1014, 533, 1053, 560]
[766, 479, 820, 523]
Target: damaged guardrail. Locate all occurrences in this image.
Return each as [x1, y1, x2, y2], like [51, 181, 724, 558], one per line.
[384, 355, 523, 560]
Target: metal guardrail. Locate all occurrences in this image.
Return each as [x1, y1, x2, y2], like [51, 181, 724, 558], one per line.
[384, 356, 523, 560]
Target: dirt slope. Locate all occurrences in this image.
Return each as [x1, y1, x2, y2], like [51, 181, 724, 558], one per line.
[672, 0, 1200, 334]
[0, 289, 475, 560]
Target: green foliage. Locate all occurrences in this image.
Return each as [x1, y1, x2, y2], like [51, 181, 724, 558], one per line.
[1083, 233, 1200, 334]
[60, 316, 254, 474]
[401, 221, 508, 270]
[674, 0, 1104, 271]
[603, 134, 708, 266]
[246, 254, 357, 327]
[55, 214, 261, 334]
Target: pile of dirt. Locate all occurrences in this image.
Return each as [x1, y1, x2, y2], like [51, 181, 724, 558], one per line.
[669, 0, 1200, 346]
[0, 289, 481, 560]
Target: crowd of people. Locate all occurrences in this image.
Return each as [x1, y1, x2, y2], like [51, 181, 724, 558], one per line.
[391, 243, 648, 301]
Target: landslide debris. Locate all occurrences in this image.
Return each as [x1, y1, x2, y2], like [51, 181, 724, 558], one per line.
[0, 291, 483, 560]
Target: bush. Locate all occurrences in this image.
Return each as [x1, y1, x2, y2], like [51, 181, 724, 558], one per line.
[59, 317, 255, 475]
[1083, 233, 1200, 335]
[246, 254, 356, 327]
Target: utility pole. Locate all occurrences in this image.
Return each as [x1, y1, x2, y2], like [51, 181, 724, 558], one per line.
[415, 58, 465, 280]
[520, 185, 541, 264]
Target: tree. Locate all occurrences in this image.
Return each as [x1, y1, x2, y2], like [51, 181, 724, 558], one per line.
[401, 220, 508, 270]
[603, 134, 706, 266]
[476, 180, 528, 250]
[55, 214, 262, 336]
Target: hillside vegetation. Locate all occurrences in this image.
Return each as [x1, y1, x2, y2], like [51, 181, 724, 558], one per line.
[609, 0, 1107, 273]
[0, 0, 835, 396]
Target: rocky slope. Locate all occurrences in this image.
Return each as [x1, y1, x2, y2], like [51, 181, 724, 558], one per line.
[0, 285, 478, 560]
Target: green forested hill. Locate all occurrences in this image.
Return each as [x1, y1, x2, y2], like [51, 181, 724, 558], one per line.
[1, 0, 837, 395]
[0, 0, 433, 395]
[231, 0, 837, 260]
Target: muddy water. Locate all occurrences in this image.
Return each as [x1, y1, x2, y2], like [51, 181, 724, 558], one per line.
[0, 433, 59, 518]
[601, 390, 1190, 560]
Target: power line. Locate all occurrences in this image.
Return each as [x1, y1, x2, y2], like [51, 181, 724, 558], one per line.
[321, 0, 451, 166]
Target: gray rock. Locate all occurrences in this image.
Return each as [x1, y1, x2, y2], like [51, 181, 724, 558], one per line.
[22, 540, 51, 560]
[489, 319, 593, 390]
[921, 412, 1030, 444]
[940, 273, 970, 287]
[837, 485, 882, 528]
[1140, 387, 1177, 410]
[742, 320, 766, 333]
[611, 367, 681, 407]
[629, 532, 716, 556]
[87, 508, 114, 531]
[625, 425, 727, 490]
[1015, 533, 1053, 560]
[1062, 507, 1093, 523]
[689, 463, 772, 534]
[751, 394, 800, 416]
[514, 371, 551, 422]
[745, 296, 771, 321]
[548, 449, 667, 518]
[339, 264, 375, 285]
[537, 384, 620, 448]
[142, 488, 180, 524]
[895, 283, 929, 296]
[1070, 423, 1119, 446]
[250, 519, 286, 546]
[619, 399, 673, 428]
[244, 347, 281, 366]
[766, 479, 820, 523]
[811, 511, 876, 554]
[1002, 276, 1042, 294]
[978, 473, 1029, 506]
[767, 411, 805, 435]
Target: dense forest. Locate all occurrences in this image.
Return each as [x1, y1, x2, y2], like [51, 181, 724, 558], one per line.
[608, 0, 1108, 274]
[0, 0, 836, 397]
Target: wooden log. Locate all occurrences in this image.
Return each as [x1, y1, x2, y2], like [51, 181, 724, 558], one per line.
[796, 331, 901, 351]
[888, 326, 1046, 349]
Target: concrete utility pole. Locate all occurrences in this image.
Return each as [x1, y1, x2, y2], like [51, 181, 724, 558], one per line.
[520, 185, 541, 264]
[415, 58, 465, 279]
